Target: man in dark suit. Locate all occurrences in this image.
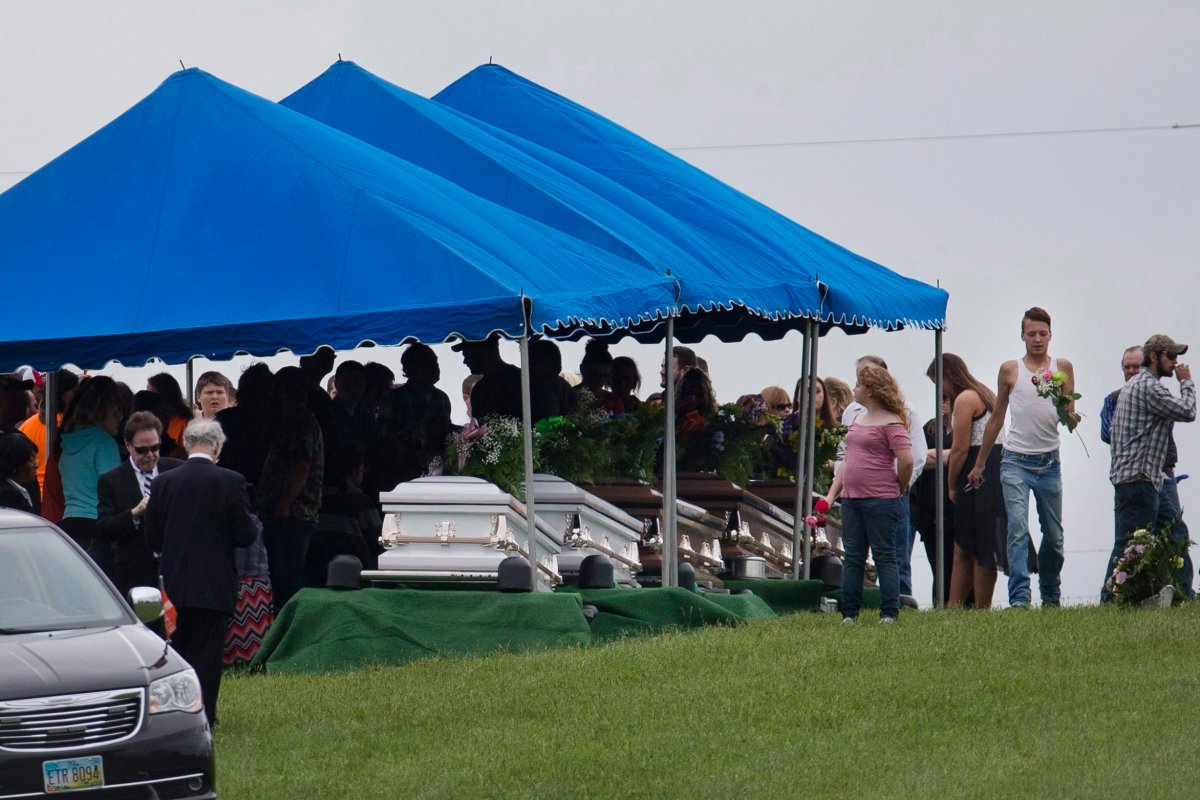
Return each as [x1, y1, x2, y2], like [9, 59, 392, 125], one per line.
[145, 417, 258, 727]
[97, 411, 183, 596]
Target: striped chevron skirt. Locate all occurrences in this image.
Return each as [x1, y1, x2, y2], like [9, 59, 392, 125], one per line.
[223, 576, 274, 666]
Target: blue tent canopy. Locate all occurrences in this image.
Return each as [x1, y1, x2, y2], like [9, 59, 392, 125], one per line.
[0, 69, 679, 371]
[280, 61, 824, 340]
[434, 64, 948, 335]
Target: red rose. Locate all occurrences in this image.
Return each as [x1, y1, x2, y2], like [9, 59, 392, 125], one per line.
[814, 498, 831, 513]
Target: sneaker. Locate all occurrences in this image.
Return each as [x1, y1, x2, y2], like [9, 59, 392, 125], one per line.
[878, 616, 897, 625]
[1007, 602, 1029, 610]
[841, 616, 856, 625]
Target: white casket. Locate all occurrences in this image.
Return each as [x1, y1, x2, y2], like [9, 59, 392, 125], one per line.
[364, 476, 562, 590]
[530, 474, 643, 586]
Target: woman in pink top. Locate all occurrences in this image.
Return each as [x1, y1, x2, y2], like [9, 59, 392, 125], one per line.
[823, 365, 914, 623]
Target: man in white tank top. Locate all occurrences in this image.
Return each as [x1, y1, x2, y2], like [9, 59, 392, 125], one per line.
[967, 307, 1077, 608]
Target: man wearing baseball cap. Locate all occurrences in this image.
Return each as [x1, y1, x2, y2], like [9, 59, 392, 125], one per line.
[1105, 334, 1196, 600]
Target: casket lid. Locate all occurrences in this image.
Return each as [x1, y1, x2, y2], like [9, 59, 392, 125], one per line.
[380, 476, 520, 508]
[531, 474, 643, 530]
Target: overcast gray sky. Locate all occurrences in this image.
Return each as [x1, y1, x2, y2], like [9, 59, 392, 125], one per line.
[2, 1, 1197, 604]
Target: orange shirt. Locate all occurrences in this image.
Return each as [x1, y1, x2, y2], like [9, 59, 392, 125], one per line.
[18, 413, 62, 493]
[166, 415, 189, 458]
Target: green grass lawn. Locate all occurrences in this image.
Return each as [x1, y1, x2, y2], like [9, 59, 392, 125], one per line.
[217, 603, 1200, 799]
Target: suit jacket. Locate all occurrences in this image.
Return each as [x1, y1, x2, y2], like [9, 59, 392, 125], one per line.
[144, 457, 258, 615]
[96, 457, 183, 595]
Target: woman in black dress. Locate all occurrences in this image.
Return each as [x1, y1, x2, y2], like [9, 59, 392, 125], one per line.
[927, 354, 1010, 609]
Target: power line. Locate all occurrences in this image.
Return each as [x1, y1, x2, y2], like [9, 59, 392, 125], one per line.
[669, 122, 1200, 152]
[3, 122, 1196, 175]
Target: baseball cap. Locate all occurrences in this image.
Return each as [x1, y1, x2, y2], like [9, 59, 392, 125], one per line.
[16, 366, 44, 387]
[450, 333, 500, 353]
[1144, 334, 1188, 357]
[0, 373, 34, 392]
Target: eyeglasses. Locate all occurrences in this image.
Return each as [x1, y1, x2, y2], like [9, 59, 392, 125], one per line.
[131, 444, 160, 455]
[772, 403, 793, 412]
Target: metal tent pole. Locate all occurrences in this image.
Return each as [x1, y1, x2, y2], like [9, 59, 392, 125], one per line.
[185, 357, 195, 407]
[802, 322, 820, 580]
[662, 317, 678, 587]
[44, 370, 58, 489]
[934, 330, 945, 609]
[791, 321, 813, 580]
[519, 332, 540, 589]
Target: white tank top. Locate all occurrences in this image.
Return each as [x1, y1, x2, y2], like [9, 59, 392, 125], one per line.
[1006, 357, 1061, 454]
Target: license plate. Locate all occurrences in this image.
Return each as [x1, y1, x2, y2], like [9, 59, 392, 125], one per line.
[43, 756, 104, 793]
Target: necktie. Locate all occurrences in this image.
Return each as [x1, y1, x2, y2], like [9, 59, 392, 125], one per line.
[140, 471, 154, 499]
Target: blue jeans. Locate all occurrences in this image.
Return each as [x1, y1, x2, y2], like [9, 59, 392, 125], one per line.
[1103, 479, 1158, 602]
[1000, 449, 1064, 605]
[1104, 474, 1195, 601]
[894, 512, 914, 596]
[840, 497, 903, 619]
[1158, 472, 1195, 598]
[869, 505, 913, 596]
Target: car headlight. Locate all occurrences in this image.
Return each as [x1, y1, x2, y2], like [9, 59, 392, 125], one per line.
[149, 668, 204, 714]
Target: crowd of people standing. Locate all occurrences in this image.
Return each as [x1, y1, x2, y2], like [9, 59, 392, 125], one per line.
[1, 304, 1195, 711]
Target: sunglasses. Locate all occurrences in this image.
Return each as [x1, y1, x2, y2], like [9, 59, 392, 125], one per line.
[131, 444, 160, 455]
[772, 403, 793, 412]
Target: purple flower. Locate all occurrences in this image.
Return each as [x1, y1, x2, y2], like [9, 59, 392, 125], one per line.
[1135, 544, 1146, 554]
[1114, 571, 1128, 584]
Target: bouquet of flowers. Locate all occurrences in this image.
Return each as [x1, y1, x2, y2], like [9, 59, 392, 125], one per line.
[534, 390, 615, 485]
[802, 497, 839, 554]
[1105, 518, 1190, 606]
[606, 401, 666, 484]
[1032, 368, 1082, 432]
[678, 402, 779, 488]
[445, 414, 533, 499]
[768, 415, 847, 495]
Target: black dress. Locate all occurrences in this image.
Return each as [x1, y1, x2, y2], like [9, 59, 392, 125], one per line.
[911, 419, 954, 605]
[953, 412, 1035, 575]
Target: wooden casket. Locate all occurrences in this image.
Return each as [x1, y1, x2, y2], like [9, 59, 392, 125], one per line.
[365, 476, 562, 590]
[583, 478, 726, 586]
[674, 473, 797, 577]
[531, 474, 643, 587]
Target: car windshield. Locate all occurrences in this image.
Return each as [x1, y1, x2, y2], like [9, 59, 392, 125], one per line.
[0, 527, 130, 633]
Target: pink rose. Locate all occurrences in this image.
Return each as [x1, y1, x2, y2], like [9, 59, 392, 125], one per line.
[1042, 369, 1053, 381]
[804, 515, 819, 528]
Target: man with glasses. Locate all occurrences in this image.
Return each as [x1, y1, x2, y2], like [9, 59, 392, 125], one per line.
[97, 411, 183, 595]
[1105, 334, 1195, 601]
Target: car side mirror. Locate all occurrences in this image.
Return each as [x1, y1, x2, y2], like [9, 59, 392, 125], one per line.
[129, 586, 164, 624]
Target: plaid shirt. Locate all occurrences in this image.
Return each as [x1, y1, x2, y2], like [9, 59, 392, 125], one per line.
[1109, 369, 1195, 488]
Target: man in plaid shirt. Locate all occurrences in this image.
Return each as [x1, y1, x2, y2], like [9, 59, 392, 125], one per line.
[1105, 334, 1195, 600]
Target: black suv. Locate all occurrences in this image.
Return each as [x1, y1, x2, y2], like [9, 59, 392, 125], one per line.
[0, 508, 215, 798]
